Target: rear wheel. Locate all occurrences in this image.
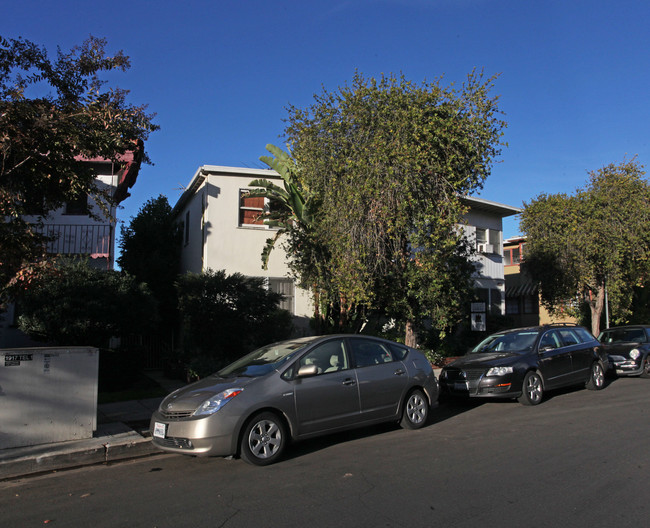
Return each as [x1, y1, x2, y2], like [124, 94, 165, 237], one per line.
[240, 412, 287, 466]
[400, 389, 429, 429]
[586, 361, 605, 390]
[518, 371, 543, 405]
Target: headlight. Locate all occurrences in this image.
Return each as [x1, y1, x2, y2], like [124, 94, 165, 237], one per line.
[629, 349, 641, 360]
[194, 388, 244, 416]
[486, 366, 513, 377]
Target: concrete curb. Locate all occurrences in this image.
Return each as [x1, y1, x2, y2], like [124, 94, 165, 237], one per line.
[0, 427, 160, 481]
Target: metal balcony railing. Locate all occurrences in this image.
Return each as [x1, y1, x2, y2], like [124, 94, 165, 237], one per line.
[33, 224, 112, 257]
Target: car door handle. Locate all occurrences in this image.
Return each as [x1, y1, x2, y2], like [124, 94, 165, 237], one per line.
[394, 369, 405, 376]
[342, 378, 356, 386]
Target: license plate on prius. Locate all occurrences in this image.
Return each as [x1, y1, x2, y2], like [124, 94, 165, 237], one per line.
[454, 381, 469, 391]
[153, 422, 167, 439]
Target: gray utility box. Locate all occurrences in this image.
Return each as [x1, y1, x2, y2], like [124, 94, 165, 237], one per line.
[0, 347, 99, 450]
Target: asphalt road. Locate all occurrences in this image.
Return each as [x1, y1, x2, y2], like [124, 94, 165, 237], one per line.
[1, 376, 648, 528]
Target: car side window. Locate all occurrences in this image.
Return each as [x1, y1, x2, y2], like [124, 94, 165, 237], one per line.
[539, 330, 562, 350]
[558, 329, 581, 346]
[349, 339, 394, 368]
[574, 327, 596, 344]
[298, 339, 349, 375]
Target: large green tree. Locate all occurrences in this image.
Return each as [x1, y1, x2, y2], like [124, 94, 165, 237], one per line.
[281, 71, 506, 345]
[118, 195, 182, 333]
[0, 35, 158, 294]
[520, 158, 650, 336]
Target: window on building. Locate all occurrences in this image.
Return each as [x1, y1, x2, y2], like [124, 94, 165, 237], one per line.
[239, 190, 265, 226]
[523, 294, 538, 314]
[475, 228, 501, 254]
[64, 193, 89, 215]
[506, 297, 520, 315]
[268, 278, 295, 313]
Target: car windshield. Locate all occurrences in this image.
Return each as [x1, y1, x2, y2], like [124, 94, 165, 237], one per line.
[217, 337, 315, 378]
[471, 331, 539, 354]
[599, 328, 647, 344]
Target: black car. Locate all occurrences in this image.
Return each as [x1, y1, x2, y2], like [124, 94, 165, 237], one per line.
[439, 325, 609, 405]
[598, 325, 650, 378]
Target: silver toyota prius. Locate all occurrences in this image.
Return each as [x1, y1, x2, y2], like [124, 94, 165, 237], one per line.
[150, 334, 438, 465]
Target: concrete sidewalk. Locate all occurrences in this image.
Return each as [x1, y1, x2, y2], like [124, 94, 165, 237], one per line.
[0, 373, 185, 481]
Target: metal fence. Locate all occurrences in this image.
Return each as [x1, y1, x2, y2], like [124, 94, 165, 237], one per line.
[33, 223, 112, 257]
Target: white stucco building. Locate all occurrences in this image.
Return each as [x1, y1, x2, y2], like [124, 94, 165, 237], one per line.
[172, 165, 521, 333]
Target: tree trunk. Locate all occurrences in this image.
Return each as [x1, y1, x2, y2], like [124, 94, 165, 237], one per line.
[405, 320, 417, 348]
[589, 285, 606, 337]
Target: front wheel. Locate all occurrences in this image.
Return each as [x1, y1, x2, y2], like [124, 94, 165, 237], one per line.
[518, 371, 543, 405]
[641, 356, 650, 379]
[400, 389, 429, 429]
[240, 412, 287, 466]
[586, 361, 605, 390]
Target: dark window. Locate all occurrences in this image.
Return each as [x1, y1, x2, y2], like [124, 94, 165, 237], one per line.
[65, 193, 89, 215]
[348, 339, 394, 368]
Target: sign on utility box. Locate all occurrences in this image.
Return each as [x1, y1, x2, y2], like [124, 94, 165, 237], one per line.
[0, 347, 99, 450]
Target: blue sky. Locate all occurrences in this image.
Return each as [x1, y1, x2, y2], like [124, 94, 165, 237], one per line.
[3, 0, 649, 240]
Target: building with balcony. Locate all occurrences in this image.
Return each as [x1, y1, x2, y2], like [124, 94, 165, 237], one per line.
[0, 147, 143, 347]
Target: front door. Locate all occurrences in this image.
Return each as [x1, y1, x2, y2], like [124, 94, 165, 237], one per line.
[293, 339, 360, 436]
[537, 329, 574, 388]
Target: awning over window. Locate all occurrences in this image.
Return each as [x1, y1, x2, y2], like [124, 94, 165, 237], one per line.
[506, 281, 538, 297]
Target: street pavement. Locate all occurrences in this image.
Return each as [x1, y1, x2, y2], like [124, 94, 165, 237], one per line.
[0, 372, 185, 481]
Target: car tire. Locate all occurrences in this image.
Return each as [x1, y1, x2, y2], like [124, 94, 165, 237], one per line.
[518, 371, 543, 405]
[586, 361, 605, 390]
[400, 389, 429, 429]
[240, 412, 287, 466]
[641, 356, 650, 379]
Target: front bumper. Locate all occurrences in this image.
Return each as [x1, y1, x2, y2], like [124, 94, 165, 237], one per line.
[149, 410, 238, 457]
[439, 369, 521, 399]
[609, 355, 644, 376]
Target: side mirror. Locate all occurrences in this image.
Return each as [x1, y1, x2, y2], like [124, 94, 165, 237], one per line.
[297, 364, 319, 377]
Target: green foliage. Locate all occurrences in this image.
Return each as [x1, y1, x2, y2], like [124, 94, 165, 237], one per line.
[176, 270, 294, 371]
[16, 258, 157, 347]
[118, 195, 182, 331]
[247, 143, 314, 270]
[279, 70, 506, 343]
[0, 35, 158, 293]
[521, 158, 650, 335]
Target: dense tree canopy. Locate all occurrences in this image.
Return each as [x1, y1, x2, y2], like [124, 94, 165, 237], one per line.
[118, 195, 181, 332]
[0, 35, 158, 294]
[275, 71, 506, 345]
[521, 158, 650, 335]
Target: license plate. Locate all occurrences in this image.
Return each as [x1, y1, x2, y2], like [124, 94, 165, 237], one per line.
[454, 381, 469, 391]
[153, 422, 167, 439]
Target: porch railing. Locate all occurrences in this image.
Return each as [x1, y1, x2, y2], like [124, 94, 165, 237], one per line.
[33, 224, 112, 257]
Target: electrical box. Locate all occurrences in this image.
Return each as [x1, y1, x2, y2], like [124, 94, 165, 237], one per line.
[0, 347, 99, 449]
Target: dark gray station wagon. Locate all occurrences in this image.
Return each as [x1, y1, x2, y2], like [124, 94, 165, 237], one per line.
[439, 325, 609, 405]
[150, 335, 438, 465]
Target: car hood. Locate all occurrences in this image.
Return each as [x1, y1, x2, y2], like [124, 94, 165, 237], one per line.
[601, 342, 643, 357]
[160, 375, 260, 412]
[447, 353, 520, 369]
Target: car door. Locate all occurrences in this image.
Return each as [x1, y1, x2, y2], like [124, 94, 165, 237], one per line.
[292, 338, 360, 436]
[559, 327, 593, 382]
[347, 338, 408, 421]
[536, 329, 574, 388]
